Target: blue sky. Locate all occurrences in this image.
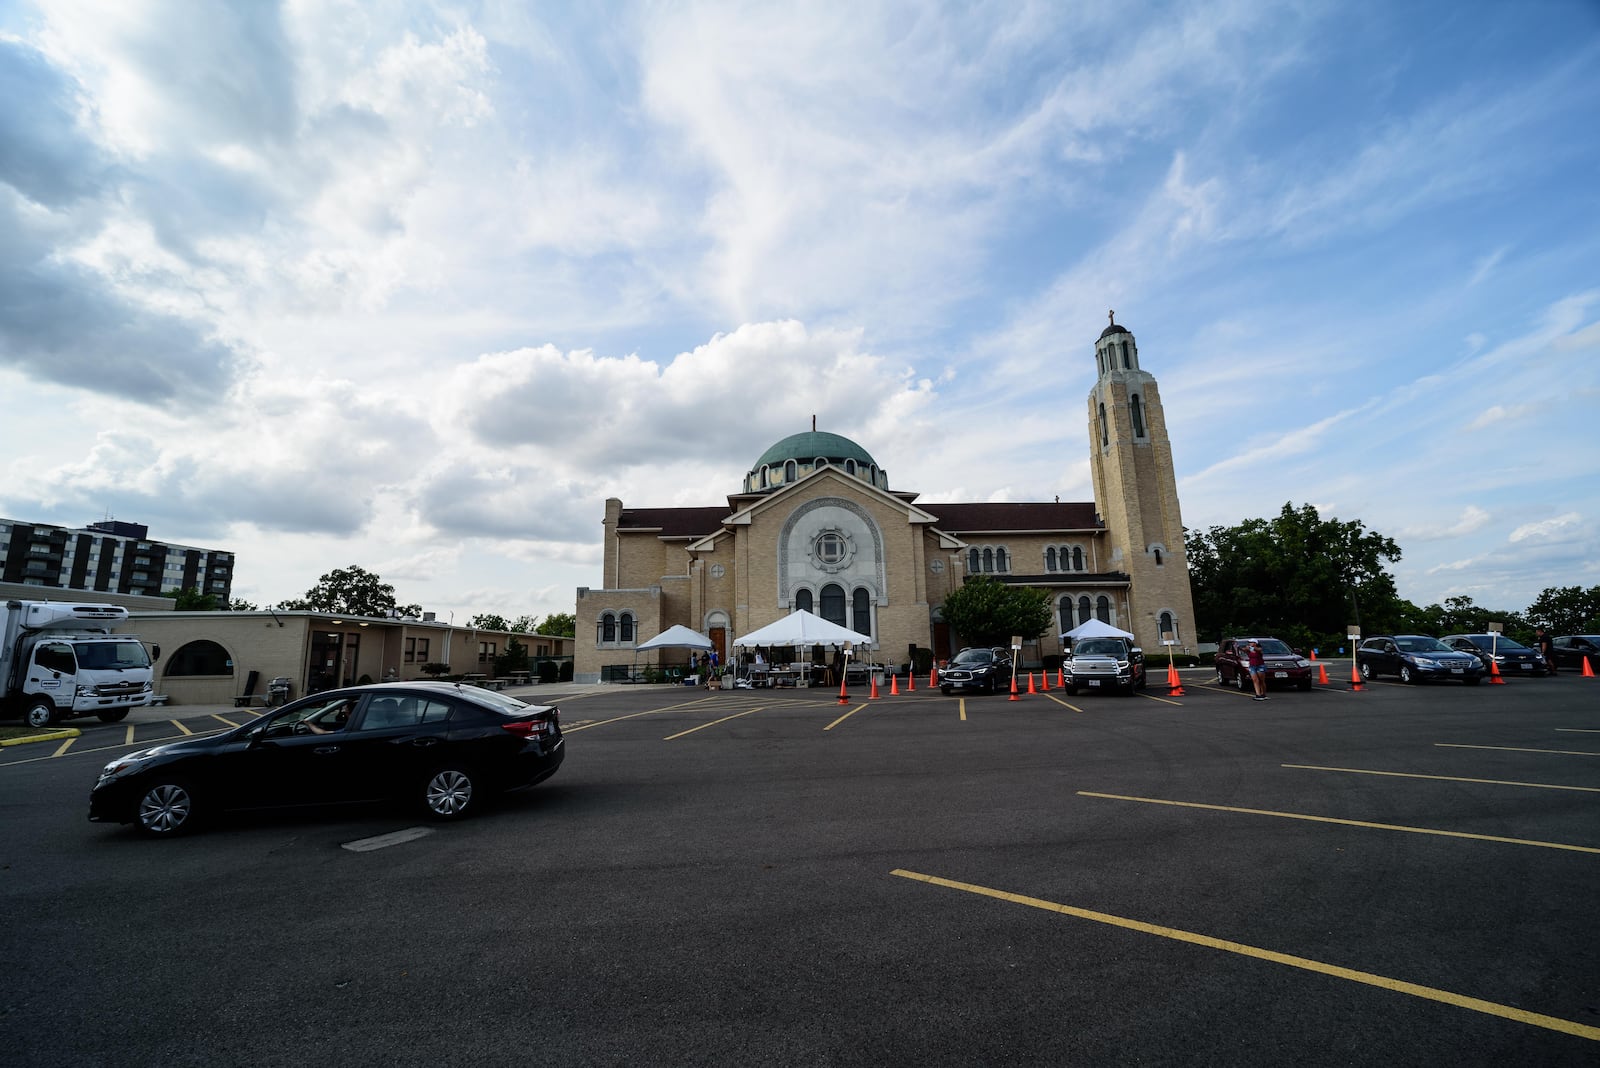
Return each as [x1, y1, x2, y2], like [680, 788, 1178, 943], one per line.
[1, 0, 1597, 624]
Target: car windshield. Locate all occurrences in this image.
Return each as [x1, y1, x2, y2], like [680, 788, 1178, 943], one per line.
[1253, 639, 1292, 656]
[951, 649, 994, 666]
[1468, 636, 1530, 651]
[73, 640, 152, 670]
[1396, 637, 1451, 653]
[1074, 639, 1123, 656]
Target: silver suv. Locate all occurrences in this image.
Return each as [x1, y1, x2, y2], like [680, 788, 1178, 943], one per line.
[1062, 637, 1146, 696]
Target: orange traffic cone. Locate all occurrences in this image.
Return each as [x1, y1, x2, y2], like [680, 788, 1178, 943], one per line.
[1027, 672, 1037, 694]
[929, 666, 937, 689]
[1057, 666, 1066, 688]
[1350, 663, 1364, 691]
[1583, 656, 1596, 678]
[890, 673, 899, 696]
[1008, 672, 1020, 701]
[837, 675, 850, 705]
[907, 669, 915, 692]
[1309, 649, 1318, 660]
[1041, 669, 1050, 691]
[870, 673, 879, 699]
[1316, 662, 1330, 685]
[1487, 659, 1506, 685]
[1167, 660, 1185, 696]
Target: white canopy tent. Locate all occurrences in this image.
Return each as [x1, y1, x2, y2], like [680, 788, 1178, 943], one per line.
[731, 609, 875, 686]
[1064, 618, 1136, 641]
[634, 624, 715, 652]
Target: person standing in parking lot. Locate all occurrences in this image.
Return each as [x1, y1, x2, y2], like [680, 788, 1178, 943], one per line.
[1246, 640, 1268, 700]
[1534, 626, 1558, 674]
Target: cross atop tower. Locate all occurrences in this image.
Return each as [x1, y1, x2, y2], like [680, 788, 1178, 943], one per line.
[1108, 309, 1115, 326]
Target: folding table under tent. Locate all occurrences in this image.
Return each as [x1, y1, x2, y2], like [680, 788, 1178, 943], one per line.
[731, 609, 875, 686]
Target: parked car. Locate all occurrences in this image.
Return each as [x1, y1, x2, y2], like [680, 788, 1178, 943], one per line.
[1062, 636, 1146, 696]
[89, 682, 564, 837]
[939, 647, 1015, 695]
[1441, 634, 1548, 677]
[1355, 635, 1484, 685]
[1215, 637, 1313, 691]
[1550, 635, 1600, 674]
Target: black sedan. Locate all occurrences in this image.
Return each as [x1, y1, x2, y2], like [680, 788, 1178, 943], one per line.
[1551, 635, 1600, 674]
[90, 682, 564, 837]
[1356, 635, 1484, 685]
[1442, 634, 1549, 677]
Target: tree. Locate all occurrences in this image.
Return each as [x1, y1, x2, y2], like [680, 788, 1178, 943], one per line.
[1186, 503, 1410, 650]
[228, 598, 259, 611]
[469, 613, 510, 630]
[510, 614, 539, 633]
[538, 612, 575, 637]
[940, 576, 1054, 648]
[277, 565, 422, 618]
[163, 587, 219, 611]
[1525, 585, 1600, 634]
[495, 636, 530, 675]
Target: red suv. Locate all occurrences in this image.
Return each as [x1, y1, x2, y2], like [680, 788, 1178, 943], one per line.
[1215, 637, 1313, 692]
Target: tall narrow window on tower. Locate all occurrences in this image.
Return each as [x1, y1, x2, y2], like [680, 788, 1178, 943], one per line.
[1131, 394, 1145, 437]
[1098, 403, 1108, 446]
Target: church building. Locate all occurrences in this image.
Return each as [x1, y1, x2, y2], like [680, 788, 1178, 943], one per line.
[574, 316, 1196, 681]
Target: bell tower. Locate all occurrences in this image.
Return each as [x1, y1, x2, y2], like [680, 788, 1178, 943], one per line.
[1087, 313, 1198, 653]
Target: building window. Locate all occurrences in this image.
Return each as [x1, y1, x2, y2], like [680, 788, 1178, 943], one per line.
[968, 548, 980, 573]
[620, 613, 635, 642]
[1078, 596, 1092, 624]
[416, 638, 429, 662]
[165, 639, 231, 676]
[1046, 547, 1058, 572]
[1153, 547, 1163, 566]
[761, 465, 771, 488]
[816, 532, 846, 565]
[1096, 596, 1111, 623]
[1131, 394, 1145, 437]
[844, 459, 856, 475]
[820, 583, 846, 626]
[795, 588, 813, 613]
[1159, 611, 1177, 640]
[981, 548, 994, 573]
[1121, 341, 1130, 368]
[785, 459, 798, 482]
[405, 637, 416, 663]
[851, 588, 871, 637]
[1059, 597, 1073, 633]
[995, 547, 1008, 573]
[1099, 403, 1108, 446]
[1073, 546, 1084, 571]
[598, 613, 616, 643]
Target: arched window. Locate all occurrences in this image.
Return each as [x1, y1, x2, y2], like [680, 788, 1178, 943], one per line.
[982, 548, 994, 573]
[620, 612, 635, 642]
[795, 589, 813, 613]
[784, 459, 798, 482]
[844, 459, 856, 475]
[760, 465, 771, 488]
[1099, 403, 1108, 446]
[815, 457, 828, 469]
[1059, 596, 1073, 633]
[1121, 341, 1130, 368]
[820, 583, 846, 626]
[968, 548, 980, 573]
[1153, 547, 1163, 566]
[598, 613, 616, 643]
[1072, 546, 1085, 571]
[1096, 596, 1111, 623]
[1078, 596, 1092, 623]
[852, 588, 871, 637]
[1046, 547, 1058, 572]
[164, 639, 231, 676]
[996, 547, 1008, 572]
[1131, 394, 1145, 437]
[1159, 611, 1176, 640]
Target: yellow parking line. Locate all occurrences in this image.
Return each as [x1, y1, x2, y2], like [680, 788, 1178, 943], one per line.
[1041, 692, 1083, 713]
[125, 725, 134, 746]
[959, 698, 967, 721]
[563, 696, 722, 733]
[210, 714, 242, 728]
[170, 719, 192, 735]
[53, 737, 76, 757]
[1077, 791, 1600, 855]
[825, 704, 868, 731]
[1137, 691, 1184, 706]
[1436, 743, 1600, 757]
[890, 869, 1600, 1042]
[1284, 763, 1600, 794]
[664, 707, 763, 740]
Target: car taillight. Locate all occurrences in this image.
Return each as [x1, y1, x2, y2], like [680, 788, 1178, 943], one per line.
[501, 717, 555, 739]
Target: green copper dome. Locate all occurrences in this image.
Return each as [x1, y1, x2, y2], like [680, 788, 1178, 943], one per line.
[744, 430, 888, 494]
[754, 431, 878, 470]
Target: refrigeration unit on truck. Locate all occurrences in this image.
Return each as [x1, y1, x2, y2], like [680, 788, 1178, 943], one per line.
[1, 601, 159, 729]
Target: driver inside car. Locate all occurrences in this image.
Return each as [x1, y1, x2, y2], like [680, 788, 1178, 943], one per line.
[300, 699, 354, 735]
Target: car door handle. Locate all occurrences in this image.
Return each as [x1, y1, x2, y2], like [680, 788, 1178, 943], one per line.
[314, 745, 341, 754]
[411, 737, 440, 748]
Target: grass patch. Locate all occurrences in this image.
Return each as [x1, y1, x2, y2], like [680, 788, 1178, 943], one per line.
[0, 724, 59, 742]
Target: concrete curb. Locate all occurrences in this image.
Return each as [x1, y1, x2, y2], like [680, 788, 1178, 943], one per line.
[0, 727, 83, 748]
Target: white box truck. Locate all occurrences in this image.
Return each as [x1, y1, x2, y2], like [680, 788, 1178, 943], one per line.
[1, 601, 158, 729]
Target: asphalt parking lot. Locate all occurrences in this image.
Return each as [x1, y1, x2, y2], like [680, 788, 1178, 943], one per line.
[2, 669, 1596, 1066]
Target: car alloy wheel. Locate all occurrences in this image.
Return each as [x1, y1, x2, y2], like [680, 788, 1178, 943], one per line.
[1360, 661, 1376, 680]
[1399, 665, 1416, 684]
[1236, 672, 1250, 692]
[137, 782, 196, 837]
[423, 767, 476, 820]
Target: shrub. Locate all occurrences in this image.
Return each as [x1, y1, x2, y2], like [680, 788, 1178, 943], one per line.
[559, 660, 574, 682]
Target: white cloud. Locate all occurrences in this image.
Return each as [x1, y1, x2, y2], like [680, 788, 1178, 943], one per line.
[1509, 513, 1582, 543]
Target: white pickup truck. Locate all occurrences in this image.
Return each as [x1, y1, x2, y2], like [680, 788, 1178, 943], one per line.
[1, 601, 158, 728]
